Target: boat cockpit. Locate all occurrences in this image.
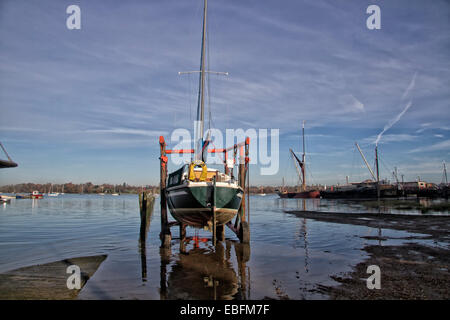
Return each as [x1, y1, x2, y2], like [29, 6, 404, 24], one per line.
[167, 163, 234, 188]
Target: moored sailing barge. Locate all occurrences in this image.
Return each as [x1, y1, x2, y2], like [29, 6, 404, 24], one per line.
[277, 121, 320, 199]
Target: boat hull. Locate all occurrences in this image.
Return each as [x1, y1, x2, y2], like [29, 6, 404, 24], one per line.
[15, 194, 31, 199]
[167, 183, 243, 229]
[320, 186, 400, 199]
[278, 190, 320, 199]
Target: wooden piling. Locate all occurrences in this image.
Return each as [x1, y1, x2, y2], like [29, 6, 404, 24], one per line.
[139, 191, 154, 241]
[179, 223, 187, 253]
[159, 247, 171, 300]
[216, 224, 225, 242]
[245, 137, 250, 227]
[139, 191, 154, 282]
[238, 146, 246, 223]
[236, 138, 250, 244]
[212, 175, 217, 246]
[159, 136, 171, 248]
[139, 192, 155, 217]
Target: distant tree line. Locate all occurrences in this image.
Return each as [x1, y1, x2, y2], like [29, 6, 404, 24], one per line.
[248, 184, 326, 194]
[1, 183, 329, 195]
[0, 182, 158, 194]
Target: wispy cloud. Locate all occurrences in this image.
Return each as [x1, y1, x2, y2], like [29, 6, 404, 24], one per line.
[409, 139, 450, 153]
[416, 122, 433, 133]
[85, 128, 168, 137]
[364, 133, 417, 145]
[0, 127, 46, 133]
[338, 94, 365, 113]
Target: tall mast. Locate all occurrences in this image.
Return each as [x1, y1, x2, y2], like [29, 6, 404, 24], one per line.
[302, 121, 306, 192]
[444, 161, 448, 185]
[375, 145, 380, 199]
[195, 0, 208, 161]
[355, 142, 376, 181]
[375, 146, 380, 183]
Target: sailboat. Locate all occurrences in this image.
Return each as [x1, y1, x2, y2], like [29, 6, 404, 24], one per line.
[47, 184, 59, 197]
[258, 186, 266, 196]
[321, 143, 399, 199]
[278, 121, 320, 199]
[165, 0, 244, 229]
[112, 185, 119, 196]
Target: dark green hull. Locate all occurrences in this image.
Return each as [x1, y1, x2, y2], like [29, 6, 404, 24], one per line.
[166, 183, 243, 228]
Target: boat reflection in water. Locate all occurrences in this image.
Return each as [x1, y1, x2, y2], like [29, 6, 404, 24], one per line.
[137, 196, 250, 300]
[159, 240, 250, 300]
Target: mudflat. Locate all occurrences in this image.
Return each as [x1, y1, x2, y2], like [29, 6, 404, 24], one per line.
[286, 210, 450, 299]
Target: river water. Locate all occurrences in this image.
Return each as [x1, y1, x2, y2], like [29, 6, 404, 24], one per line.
[0, 194, 446, 299]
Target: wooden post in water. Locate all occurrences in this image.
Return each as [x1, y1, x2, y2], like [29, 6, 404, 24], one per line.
[139, 191, 154, 282]
[159, 136, 171, 248]
[139, 191, 154, 239]
[139, 191, 155, 219]
[224, 139, 250, 243]
[216, 225, 225, 242]
[212, 175, 217, 246]
[179, 223, 186, 253]
[375, 145, 381, 201]
[239, 145, 246, 222]
[245, 137, 250, 227]
[237, 138, 250, 244]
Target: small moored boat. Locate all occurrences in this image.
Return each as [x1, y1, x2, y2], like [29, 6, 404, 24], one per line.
[31, 191, 43, 199]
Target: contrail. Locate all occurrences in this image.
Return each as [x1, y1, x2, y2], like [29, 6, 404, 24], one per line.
[374, 73, 416, 145]
[375, 101, 412, 145]
[401, 72, 417, 100]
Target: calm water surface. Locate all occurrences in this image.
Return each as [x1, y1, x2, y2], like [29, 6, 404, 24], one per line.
[0, 194, 442, 299]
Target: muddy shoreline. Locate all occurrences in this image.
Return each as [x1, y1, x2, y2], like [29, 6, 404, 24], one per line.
[285, 210, 450, 241]
[286, 210, 450, 299]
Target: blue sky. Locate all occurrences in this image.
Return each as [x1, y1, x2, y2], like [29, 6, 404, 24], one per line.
[0, 0, 449, 186]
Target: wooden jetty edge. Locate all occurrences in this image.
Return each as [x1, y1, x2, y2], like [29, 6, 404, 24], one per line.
[158, 136, 251, 249]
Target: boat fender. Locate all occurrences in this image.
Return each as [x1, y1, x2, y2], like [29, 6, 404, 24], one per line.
[188, 161, 208, 182]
